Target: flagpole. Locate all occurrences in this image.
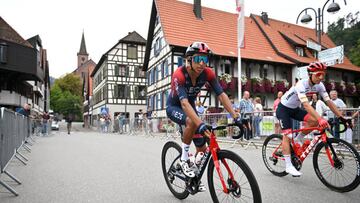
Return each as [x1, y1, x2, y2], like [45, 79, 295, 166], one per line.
[238, 47, 242, 102]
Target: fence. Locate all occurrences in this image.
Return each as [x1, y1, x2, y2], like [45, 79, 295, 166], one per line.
[109, 110, 360, 150]
[0, 107, 33, 196]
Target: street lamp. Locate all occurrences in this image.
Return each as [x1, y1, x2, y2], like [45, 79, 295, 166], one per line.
[296, 0, 347, 46]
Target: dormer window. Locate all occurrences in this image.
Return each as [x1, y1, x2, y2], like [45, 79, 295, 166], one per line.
[295, 47, 304, 57]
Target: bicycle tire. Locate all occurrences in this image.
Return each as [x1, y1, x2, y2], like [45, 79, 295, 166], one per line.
[207, 150, 262, 203]
[262, 134, 287, 177]
[161, 141, 189, 199]
[313, 138, 360, 192]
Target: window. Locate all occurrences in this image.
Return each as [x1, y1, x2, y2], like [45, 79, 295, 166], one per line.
[119, 65, 128, 76]
[138, 67, 146, 78]
[154, 37, 161, 56]
[225, 64, 231, 74]
[115, 85, 130, 99]
[134, 86, 146, 99]
[0, 43, 8, 63]
[163, 90, 170, 108]
[114, 64, 119, 76]
[178, 57, 183, 67]
[151, 68, 156, 84]
[155, 15, 160, 27]
[295, 47, 304, 57]
[157, 65, 162, 81]
[163, 60, 169, 77]
[127, 44, 137, 59]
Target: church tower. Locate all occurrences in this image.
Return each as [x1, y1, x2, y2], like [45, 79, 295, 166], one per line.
[77, 32, 88, 67]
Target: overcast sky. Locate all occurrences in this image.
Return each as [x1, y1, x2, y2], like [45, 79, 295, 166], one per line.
[1, 0, 358, 78]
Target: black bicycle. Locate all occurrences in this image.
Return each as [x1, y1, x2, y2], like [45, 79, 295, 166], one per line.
[161, 123, 262, 202]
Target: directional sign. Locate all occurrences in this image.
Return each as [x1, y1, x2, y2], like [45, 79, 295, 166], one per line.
[318, 45, 344, 65]
[296, 66, 309, 80]
[307, 40, 321, 51]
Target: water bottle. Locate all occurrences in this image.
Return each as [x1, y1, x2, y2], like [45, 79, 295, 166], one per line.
[195, 152, 204, 165]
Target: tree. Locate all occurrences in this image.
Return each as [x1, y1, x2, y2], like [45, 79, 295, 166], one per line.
[50, 73, 83, 120]
[327, 14, 360, 66]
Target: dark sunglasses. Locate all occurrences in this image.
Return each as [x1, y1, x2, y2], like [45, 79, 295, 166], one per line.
[192, 55, 209, 64]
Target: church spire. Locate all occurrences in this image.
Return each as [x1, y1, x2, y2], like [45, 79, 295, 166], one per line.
[78, 31, 88, 55]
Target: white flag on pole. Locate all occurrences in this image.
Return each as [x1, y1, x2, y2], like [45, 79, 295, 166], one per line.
[236, 0, 245, 48]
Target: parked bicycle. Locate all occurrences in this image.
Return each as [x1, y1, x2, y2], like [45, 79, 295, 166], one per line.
[262, 119, 360, 192]
[161, 123, 262, 202]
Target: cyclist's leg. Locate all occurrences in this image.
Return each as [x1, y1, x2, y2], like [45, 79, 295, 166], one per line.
[166, 105, 196, 177]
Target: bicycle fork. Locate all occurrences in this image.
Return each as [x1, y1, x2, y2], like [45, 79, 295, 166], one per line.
[211, 149, 235, 194]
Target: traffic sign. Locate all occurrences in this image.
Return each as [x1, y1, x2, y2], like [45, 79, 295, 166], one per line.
[307, 40, 321, 51]
[318, 45, 344, 65]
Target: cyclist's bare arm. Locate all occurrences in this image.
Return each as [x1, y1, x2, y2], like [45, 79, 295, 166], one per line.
[325, 100, 345, 118]
[218, 93, 239, 118]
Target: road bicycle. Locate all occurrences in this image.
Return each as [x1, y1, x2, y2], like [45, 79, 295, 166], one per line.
[262, 119, 360, 192]
[161, 123, 262, 202]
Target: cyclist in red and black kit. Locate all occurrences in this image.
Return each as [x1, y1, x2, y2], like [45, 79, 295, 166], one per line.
[166, 42, 243, 181]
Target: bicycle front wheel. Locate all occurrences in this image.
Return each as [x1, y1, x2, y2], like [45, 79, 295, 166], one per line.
[313, 138, 360, 192]
[161, 141, 189, 199]
[262, 134, 287, 177]
[208, 150, 262, 203]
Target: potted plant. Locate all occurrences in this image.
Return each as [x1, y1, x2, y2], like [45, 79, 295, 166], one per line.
[251, 77, 264, 93]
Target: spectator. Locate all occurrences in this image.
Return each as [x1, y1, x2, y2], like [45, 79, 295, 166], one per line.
[16, 103, 31, 117]
[227, 99, 239, 137]
[239, 91, 254, 140]
[42, 111, 50, 136]
[310, 94, 329, 119]
[328, 90, 346, 138]
[138, 109, 144, 130]
[253, 97, 263, 139]
[118, 113, 126, 134]
[196, 100, 205, 115]
[273, 91, 283, 134]
[65, 113, 74, 135]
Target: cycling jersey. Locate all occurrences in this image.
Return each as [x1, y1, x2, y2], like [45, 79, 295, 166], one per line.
[167, 66, 223, 107]
[281, 78, 330, 109]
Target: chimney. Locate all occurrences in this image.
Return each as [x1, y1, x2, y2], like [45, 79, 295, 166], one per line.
[193, 0, 202, 19]
[261, 12, 268, 24]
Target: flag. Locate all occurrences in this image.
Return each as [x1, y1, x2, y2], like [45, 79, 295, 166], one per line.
[236, 0, 245, 48]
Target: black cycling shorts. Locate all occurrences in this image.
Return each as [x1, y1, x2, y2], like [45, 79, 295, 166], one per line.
[276, 102, 308, 130]
[166, 104, 206, 147]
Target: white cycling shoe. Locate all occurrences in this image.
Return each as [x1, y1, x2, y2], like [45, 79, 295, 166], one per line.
[180, 160, 196, 178]
[286, 165, 302, 177]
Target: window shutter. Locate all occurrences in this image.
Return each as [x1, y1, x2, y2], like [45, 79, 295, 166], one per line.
[134, 86, 139, 99]
[115, 65, 119, 76]
[134, 66, 139, 77]
[125, 86, 131, 98]
[126, 67, 130, 77]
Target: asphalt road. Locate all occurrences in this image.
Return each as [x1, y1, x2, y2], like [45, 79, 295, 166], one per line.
[0, 122, 359, 203]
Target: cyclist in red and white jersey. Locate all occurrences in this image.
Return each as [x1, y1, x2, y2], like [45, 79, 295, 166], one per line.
[276, 62, 348, 176]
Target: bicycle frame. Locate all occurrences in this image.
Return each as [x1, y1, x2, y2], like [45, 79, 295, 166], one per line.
[272, 126, 336, 165]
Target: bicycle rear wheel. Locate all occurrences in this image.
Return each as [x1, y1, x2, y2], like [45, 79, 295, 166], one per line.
[262, 134, 287, 177]
[208, 150, 262, 203]
[161, 141, 189, 199]
[313, 138, 360, 192]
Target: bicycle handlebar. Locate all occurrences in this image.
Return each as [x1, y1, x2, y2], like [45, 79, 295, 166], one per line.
[313, 117, 353, 136]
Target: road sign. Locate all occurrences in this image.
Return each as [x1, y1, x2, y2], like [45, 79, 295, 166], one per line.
[307, 40, 321, 51]
[318, 45, 344, 65]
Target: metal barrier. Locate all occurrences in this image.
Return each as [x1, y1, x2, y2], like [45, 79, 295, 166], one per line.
[324, 108, 360, 150]
[0, 107, 33, 196]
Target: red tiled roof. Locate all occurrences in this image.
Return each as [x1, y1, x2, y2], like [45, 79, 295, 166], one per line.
[155, 0, 293, 64]
[252, 14, 360, 72]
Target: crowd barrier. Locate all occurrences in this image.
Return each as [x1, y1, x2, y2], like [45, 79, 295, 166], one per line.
[109, 110, 360, 150]
[0, 107, 33, 196]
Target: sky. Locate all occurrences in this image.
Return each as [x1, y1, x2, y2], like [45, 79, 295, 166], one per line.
[1, 0, 358, 78]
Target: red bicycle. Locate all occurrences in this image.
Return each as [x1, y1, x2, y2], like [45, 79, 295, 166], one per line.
[262, 119, 360, 192]
[161, 123, 262, 202]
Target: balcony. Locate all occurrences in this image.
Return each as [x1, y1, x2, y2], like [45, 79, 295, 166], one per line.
[0, 41, 45, 82]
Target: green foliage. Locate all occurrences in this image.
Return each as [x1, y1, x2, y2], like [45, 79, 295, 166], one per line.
[50, 73, 83, 120]
[327, 17, 360, 66]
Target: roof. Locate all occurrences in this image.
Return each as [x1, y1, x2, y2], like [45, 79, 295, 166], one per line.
[155, 0, 292, 64]
[119, 31, 146, 45]
[251, 14, 360, 72]
[0, 16, 33, 48]
[78, 32, 88, 55]
[143, 0, 360, 72]
[91, 31, 146, 77]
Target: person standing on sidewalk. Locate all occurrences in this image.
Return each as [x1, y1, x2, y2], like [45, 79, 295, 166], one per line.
[65, 113, 74, 135]
[273, 91, 283, 134]
[239, 91, 254, 140]
[327, 90, 346, 138]
[253, 97, 263, 139]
